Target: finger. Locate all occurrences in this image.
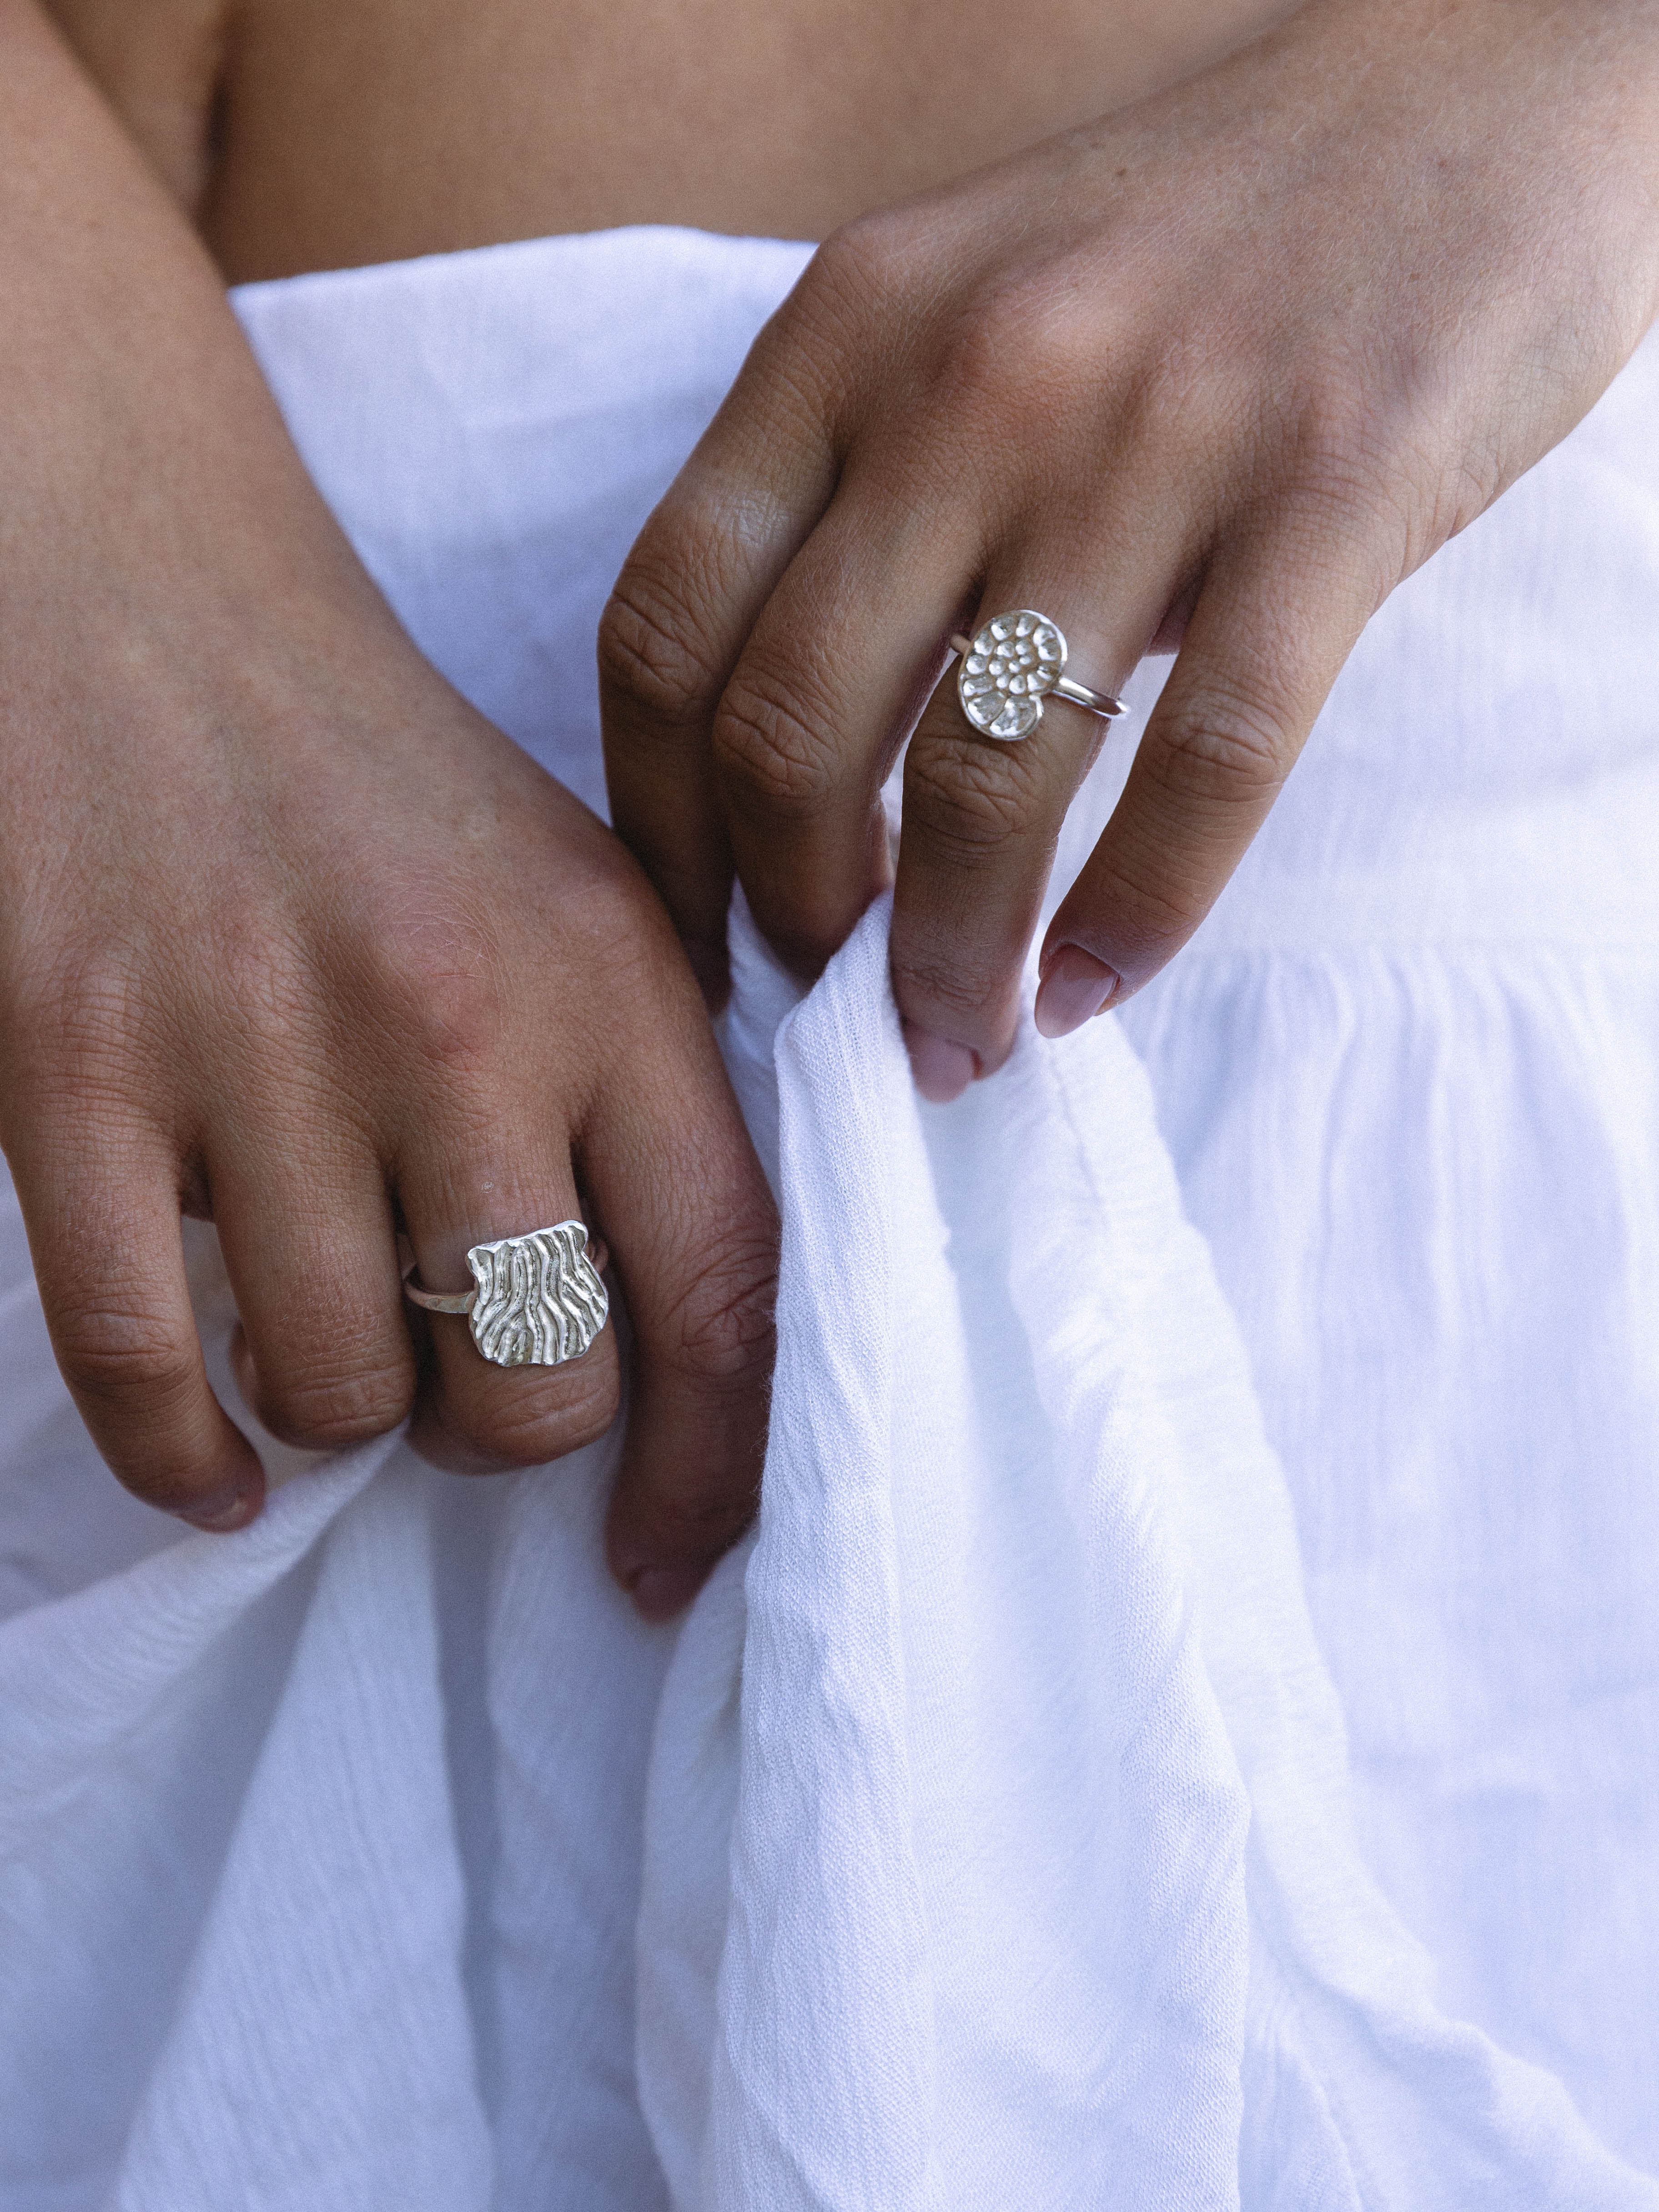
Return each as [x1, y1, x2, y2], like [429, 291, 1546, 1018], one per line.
[600, 290, 842, 1004]
[580, 982, 778, 1623]
[399, 1137, 622, 1478]
[1036, 506, 1384, 1034]
[20, 1130, 264, 1528]
[891, 520, 1181, 1099]
[708, 447, 976, 978]
[209, 1130, 416, 1453]
[398, 1133, 623, 1478]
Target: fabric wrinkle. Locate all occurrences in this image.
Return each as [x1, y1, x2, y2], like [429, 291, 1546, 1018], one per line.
[0, 226, 1653, 2207]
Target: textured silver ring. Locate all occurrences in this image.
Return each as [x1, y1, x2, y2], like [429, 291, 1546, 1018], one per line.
[950, 610, 1126, 741]
[403, 1222, 609, 1368]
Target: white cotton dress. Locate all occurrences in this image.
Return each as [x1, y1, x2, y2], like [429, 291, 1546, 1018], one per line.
[0, 227, 1656, 2210]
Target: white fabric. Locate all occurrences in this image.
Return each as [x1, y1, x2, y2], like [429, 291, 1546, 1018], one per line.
[0, 224, 1654, 2207]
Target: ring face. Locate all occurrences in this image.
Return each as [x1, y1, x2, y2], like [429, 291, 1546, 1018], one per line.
[957, 610, 1067, 740]
[466, 1224, 609, 1367]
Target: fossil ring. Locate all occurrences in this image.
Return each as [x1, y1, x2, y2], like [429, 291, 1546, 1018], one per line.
[403, 1222, 610, 1367]
[950, 611, 1126, 741]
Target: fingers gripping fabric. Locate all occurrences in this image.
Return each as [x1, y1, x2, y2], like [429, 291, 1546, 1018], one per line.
[0, 903, 1649, 2205]
[0, 228, 1654, 2206]
[636, 899, 1656, 2212]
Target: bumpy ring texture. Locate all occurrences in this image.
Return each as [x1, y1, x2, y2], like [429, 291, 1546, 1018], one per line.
[402, 1222, 610, 1368]
[951, 610, 1126, 740]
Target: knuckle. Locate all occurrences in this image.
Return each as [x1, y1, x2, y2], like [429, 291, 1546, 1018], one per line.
[896, 940, 1025, 1068]
[599, 554, 731, 737]
[1285, 367, 1385, 487]
[257, 1353, 415, 1450]
[895, 947, 1006, 1032]
[929, 299, 1029, 440]
[711, 671, 841, 819]
[1148, 684, 1295, 809]
[52, 1295, 196, 1408]
[478, 1355, 622, 1467]
[666, 1234, 779, 1391]
[777, 217, 905, 377]
[904, 732, 1047, 860]
[1275, 372, 1424, 558]
[926, 278, 1095, 452]
[5, 944, 154, 1097]
[1116, 325, 1227, 443]
[209, 922, 316, 1059]
[803, 218, 891, 311]
[1283, 379, 1464, 588]
[1067, 845, 1214, 983]
[568, 870, 678, 1000]
[356, 895, 504, 1078]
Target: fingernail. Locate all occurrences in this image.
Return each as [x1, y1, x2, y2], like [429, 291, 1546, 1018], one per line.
[180, 1483, 261, 1533]
[902, 1020, 978, 1104]
[1034, 945, 1120, 1039]
[629, 1564, 706, 1622]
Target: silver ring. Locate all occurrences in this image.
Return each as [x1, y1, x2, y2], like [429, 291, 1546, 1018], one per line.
[950, 611, 1126, 741]
[403, 1222, 609, 1367]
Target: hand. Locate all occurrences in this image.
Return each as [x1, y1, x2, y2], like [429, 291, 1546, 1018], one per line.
[0, 1, 775, 1617]
[602, 0, 1659, 1098]
[0, 624, 776, 1618]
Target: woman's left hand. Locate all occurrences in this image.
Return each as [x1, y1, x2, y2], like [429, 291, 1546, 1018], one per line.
[601, 0, 1659, 1099]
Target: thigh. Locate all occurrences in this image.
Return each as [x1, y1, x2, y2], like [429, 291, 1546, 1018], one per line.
[44, 0, 1293, 279]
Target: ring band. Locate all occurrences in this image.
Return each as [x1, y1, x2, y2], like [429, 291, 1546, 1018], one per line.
[950, 611, 1126, 741]
[403, 1222, 609, 1368]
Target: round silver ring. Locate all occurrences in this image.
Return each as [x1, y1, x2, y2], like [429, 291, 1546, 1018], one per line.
[950, 611, 1126, 741]
[403, 1222, 610, 1368]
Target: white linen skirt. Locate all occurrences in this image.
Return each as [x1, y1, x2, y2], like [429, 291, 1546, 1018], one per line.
[1, 227, 1655, 2210]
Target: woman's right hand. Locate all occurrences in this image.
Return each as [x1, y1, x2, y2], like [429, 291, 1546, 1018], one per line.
[0, 0, 776, 1618]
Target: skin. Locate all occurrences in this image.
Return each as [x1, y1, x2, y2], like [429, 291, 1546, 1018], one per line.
[600, 0, 1659, 1098]
[0, 0, 777, 1619]
[2, 0, 1294, 1611]
[5, 0, 1657, 1608]
[45, 0, 1296, 276]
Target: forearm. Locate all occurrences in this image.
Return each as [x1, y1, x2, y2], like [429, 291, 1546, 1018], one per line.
[0, 0, 380, 674]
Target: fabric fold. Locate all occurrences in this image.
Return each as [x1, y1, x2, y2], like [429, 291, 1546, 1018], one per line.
[638, 898, 1659, 2210]
[0, 225, 1653, 2207]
